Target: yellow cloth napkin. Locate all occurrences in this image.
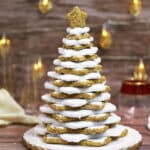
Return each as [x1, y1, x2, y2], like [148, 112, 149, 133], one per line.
[0, 89, 40, 126]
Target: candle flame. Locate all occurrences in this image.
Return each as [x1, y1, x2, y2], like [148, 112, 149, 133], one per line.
[138, 59, 144, 70]
[1, 37, 7, 45]
[100, 27, 112, 49]
[38, 59, 43, 68]
[33, 58, 43, 70]
[41, 0, 49, 6]
[133, 59, 148, 81]
[0, 34, 11, 57]
[32, 58, 44, 81]
[129, 0, 142, 16]
[33, 63, 39, 71]
[38, 0, 52, 14]
[102, 29, 109, 37]
[133, 0, 140, 4]
[0, 34, 10, 46]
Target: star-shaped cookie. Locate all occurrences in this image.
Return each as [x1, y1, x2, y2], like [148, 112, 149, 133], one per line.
[67, 6, 88, 28]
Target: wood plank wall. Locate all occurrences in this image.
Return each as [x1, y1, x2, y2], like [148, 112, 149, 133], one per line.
[0, 0, 150, 103]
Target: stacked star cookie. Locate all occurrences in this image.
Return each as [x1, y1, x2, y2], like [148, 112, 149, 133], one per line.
[23, 6, 142, 150]
[34, 7, 130, 147]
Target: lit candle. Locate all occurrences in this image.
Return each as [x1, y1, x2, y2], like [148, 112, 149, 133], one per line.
[0, 34, 11, 57]
[129, 0, 142, 17]
[31, 58, 45, 113]
[133, 59, 148, 80]
[0, 34, 11, 90]
[32, 58, 44, 81]
[102, 28, 109, 37]
[38, 0, 52, 14]
[99, 25, 112, 49]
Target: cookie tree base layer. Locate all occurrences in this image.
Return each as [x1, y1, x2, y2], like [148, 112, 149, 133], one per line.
[23, 126, 142, 150]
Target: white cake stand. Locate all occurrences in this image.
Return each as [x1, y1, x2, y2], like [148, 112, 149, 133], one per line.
[23, 125, 142, 150]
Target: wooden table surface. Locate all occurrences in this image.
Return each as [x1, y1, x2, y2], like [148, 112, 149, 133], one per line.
[0, 117, 149, 150]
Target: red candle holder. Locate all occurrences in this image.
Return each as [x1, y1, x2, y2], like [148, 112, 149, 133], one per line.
[119, 79, 150, 119]
[121, 79, 150, 95]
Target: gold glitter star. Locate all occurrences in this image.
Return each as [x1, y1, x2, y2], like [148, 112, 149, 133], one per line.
[67, 6, 88, 28]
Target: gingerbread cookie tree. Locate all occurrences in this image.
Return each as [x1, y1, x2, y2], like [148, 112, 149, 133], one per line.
[24, 6, 142, 150]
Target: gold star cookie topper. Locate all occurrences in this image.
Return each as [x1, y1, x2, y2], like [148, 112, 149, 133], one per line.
[67, 6, 88, 28]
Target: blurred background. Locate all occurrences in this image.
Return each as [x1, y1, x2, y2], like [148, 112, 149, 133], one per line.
[0, 0, 150, 107]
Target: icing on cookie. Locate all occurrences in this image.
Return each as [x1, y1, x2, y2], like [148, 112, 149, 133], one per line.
[60, 134, 88, 143]
[39, 103, 116, 119]
[60, 83, 106, 94]
[65, 113, 121, 129]
[61, 99, 87, 107]
[38, 114, 59, 125]
[56, 125, 126, 143]
[42, 94, 87, 107]
[62, 37, 93, 46]
[65, 121, 94, 129]
[48, 71, 101, 81]
[88, 125, 106, 130]
[66, 27, 90, 35]
[53, 57, 101, 69]
[44, 124, 127, 143]
[98, 93, 111, 101]
[101, 125, 127, 137]
[51, 101, 104, 109]
[41, 93, 110, 107]
[99, 113, 121, 125]
[45, 82, 106, 94]
[61, 110, 94, 118]
[58, 47, 98, 57]
[40, 105, 55, 114]
[58, 125, 126, 142]
[50, 124, 106, 131]
[38, 113, 120, 129]
[34, 125, 47, 135]
[100, 103, 116, 113]
[46, 133, 109, 143]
